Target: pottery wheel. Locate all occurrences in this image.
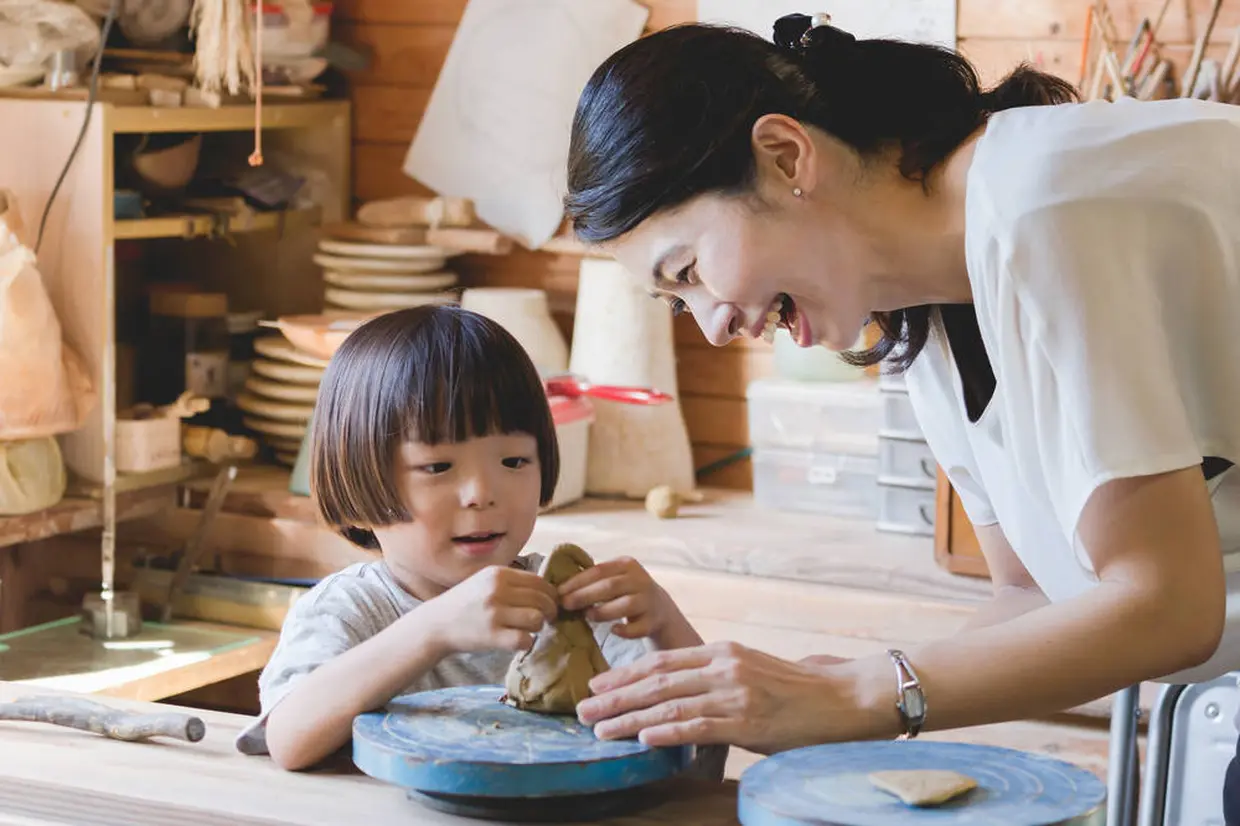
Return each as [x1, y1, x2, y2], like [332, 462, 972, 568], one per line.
[352, 685, 693, 822]
[737, 741, 1106, 826]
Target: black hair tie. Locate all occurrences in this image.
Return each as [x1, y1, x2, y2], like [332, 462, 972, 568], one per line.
[773, 12, 856, 53]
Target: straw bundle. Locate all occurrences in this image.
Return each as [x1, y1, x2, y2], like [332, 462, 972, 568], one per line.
[190, 0, 255, 95]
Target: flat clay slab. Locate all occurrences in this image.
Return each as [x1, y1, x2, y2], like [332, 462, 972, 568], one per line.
[868, 769, 978, 807]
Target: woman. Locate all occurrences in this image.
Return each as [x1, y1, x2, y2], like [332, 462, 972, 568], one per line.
[562, 11, 1240, 819]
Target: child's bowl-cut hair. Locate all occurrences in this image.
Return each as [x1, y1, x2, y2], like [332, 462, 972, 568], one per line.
[310, 305, 560, 550]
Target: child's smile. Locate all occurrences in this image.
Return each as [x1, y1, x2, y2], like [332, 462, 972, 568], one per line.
[451, 530, 508, 558]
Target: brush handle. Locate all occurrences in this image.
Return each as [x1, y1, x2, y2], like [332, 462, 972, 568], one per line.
[0, 696, 205, 743]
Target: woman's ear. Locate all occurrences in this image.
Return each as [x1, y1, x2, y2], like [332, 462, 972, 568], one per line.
[751, 113, 817, 198]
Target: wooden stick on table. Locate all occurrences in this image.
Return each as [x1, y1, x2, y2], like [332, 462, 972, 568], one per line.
[0, 696, 205, 743]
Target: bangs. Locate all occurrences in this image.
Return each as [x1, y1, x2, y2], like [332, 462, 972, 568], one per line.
[401, 318, 550, 446]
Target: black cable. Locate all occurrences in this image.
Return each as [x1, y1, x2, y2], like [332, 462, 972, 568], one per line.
[35, 0, 121, 255]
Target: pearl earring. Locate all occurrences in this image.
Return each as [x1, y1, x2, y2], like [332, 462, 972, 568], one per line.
[792, 187, 803, 197]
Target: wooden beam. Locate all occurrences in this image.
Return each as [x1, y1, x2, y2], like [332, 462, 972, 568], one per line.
[0, 488, 173, 550]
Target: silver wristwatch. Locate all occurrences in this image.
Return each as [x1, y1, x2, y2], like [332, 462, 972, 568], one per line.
[887, 649, 926, 739]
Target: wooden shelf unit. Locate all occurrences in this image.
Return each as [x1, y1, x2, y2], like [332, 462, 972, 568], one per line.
[0, 98, 351, 606]
[934, 467, 990, 579]
[113, 205, 321, 241]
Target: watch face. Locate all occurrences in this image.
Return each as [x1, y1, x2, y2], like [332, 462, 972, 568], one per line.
[903, 689, 926, 720]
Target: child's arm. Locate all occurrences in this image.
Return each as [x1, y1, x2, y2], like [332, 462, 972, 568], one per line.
[262, 565, 558, 771]
[264, 607, 451, 771]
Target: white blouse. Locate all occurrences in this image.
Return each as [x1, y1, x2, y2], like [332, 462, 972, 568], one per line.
[904, 96, 1240, 685]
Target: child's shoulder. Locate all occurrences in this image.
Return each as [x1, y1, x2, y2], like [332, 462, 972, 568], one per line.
[291, 560, 416, 628]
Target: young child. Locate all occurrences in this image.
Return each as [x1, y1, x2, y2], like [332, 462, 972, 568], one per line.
[235, 305, 721, 777]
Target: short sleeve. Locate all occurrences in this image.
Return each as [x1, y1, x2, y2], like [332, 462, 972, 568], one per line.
[997, 201, 1205, 543]
[234, 593, 366, 755]
[594, 621, 655, 668]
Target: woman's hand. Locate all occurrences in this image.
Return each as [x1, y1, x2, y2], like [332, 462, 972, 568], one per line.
[575, 641, 876, 754]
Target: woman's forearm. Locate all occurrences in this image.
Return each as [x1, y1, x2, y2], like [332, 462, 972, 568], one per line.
[961, 585, 1049, 630]
[265, 608, 450, 770]
[832, 579, 1219, 740]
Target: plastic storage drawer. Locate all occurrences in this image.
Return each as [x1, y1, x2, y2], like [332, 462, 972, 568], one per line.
[877, 481, 936, 536]
[878, 434, 937, 490]
[747, 377, 880, 454]
[879, 385, 923, 440]
[752, 446, 879, 520]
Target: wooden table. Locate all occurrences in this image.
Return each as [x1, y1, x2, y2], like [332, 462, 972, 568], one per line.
[0, 682, 740, 826]
[0, 618, 276, 702]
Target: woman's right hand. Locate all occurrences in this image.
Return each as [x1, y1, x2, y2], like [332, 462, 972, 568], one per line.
[425, 565, 559, 653]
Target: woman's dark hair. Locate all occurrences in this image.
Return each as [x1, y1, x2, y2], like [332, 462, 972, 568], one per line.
[565, 13, 1078, 369]
[310, 305, 560, 550]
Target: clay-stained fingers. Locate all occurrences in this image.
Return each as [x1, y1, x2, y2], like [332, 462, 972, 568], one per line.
[559, 571, 638, 612]
[494, 606, 550, 635]
[496, 570, 560, 620]
[609, 616, 655, 639]
[584, 594, 645, 623]
[493, 628, 537, 652]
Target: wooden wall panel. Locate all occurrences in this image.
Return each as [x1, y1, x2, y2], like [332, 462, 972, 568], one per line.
[337, 0, 1228, 493]
[961, 37, 1231, 87]
[335, 23, 455, 87]
[958, 0, 1240, 44]
[959, 0, 1239, 87]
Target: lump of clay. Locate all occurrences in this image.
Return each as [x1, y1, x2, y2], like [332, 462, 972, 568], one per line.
[504, 543, 610, 714]
[868, 769, 978, 807]
[645, 485, 679, 519]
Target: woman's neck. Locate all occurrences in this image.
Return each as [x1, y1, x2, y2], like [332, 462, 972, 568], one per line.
[855, 128, 983, 311]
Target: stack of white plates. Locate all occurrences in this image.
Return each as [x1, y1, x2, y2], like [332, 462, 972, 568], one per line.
[238, 334, 327, 466]
[314, 239, 462, 313]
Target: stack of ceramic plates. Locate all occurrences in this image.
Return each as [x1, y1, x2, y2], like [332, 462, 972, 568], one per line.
[238, 334, 327, 466]
[314, 238, 463, 313]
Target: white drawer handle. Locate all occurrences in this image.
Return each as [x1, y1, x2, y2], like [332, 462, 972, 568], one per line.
[919, 504, 935, 525]
[808, 466, 838, 485]
[919, 458, 936, 478]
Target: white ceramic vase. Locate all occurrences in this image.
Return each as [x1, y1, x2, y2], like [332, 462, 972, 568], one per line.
[569, 258, 696, 498]
[460, 287, 569, 376]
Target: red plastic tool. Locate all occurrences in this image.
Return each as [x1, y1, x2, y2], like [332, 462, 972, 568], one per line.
[543, 374, 673, 405]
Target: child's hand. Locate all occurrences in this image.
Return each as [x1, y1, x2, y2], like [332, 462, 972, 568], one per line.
[427, 566, 559, 653]
[558, 557, 675, 640]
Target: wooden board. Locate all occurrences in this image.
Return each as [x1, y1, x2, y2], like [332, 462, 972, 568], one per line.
[0, 681, 738, 826]
[0, 486, 172, 549]
[0, 618, 275, 702]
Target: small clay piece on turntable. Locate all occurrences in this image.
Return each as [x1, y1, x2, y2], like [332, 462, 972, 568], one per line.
[504, 543, 610, 715]
[868, 769, 978, 807]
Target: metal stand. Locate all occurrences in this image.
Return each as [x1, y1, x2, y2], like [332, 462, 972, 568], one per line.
[1136, 684, 1189, 826]
[1107, 685, 1142, 826]
[1109, 678, 1236, 826]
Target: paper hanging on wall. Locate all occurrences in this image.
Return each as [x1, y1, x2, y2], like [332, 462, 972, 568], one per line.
[403, 0, 649, 250]
[697, 0, 956, 49]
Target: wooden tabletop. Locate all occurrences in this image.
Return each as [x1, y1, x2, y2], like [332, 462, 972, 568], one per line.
[0, 683, 740, 825]
[0, 618, 276, 702]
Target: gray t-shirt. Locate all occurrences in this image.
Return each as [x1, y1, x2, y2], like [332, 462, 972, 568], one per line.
[235, 553, 656, 755]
